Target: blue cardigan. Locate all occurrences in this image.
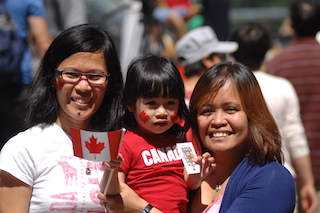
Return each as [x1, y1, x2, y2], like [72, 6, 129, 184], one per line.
[219, 158, 296, 213]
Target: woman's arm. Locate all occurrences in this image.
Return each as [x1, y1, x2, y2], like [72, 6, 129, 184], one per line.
[27, 16, 52, 58]
[293, 155, 318, 213]
[0, 170, 32, 213]
[98, 171, 163, 213]
[281, 82, 318, 213]
[222, 164, 296, 213]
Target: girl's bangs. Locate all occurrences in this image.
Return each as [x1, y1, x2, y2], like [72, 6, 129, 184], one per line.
[139, 73, 180, 99]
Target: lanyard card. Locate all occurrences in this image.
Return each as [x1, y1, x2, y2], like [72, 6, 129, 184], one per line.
[176, 142, 200, 174]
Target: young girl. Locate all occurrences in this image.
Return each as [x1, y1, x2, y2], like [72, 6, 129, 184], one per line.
[103, 54, 192, 213]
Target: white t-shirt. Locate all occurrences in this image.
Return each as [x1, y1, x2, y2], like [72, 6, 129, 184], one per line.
[0, 123, 105, 213]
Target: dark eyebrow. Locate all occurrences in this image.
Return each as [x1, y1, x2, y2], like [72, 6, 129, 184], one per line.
[222, 102, 242, 109]
[223, 101, 239, 105]
[198, 101, 241, 108]
[61, 67, 106, 73]
[199, 103, 212, 108]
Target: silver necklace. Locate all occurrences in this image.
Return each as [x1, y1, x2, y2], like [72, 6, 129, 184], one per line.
[213, 173, 222, 192]
[215, 183, 221, 192]
[214, 174, 230, 192]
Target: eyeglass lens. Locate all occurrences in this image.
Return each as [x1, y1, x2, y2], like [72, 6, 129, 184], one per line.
[61, 70, 108, 84]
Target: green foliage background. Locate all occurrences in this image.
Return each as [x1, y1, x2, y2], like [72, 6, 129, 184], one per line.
[229, 0, 298, 40]
[231, 0, 296, 7]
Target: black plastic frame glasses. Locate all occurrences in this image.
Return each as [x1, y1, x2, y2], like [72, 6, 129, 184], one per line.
[55, 69, 110, 85]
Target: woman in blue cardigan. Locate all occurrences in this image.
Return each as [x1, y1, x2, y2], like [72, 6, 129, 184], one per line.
[187, 62, 296, 213]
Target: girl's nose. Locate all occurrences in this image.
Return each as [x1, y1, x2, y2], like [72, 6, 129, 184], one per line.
[155, 105, 168, 116]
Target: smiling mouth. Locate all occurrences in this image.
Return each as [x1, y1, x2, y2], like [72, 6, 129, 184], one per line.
[71, 98, 91, 104]
[209, 132, 232, 138]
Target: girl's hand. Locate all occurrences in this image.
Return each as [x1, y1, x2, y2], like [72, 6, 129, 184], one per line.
[186, 152, 216, 190]
[104, 154, 124, 170]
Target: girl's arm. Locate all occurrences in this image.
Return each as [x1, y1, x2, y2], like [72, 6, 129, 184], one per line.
[185, 152, 216, 190]
[0, 170, 32, 213]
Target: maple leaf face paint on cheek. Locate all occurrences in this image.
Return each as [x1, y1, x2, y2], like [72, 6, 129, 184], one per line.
[139, 111, 150, 123]
[57, 79, 64, 91]
[170, 111, 178, 123]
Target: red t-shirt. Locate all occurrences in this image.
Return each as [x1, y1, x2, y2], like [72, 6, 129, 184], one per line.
[120, 130, 188, 213]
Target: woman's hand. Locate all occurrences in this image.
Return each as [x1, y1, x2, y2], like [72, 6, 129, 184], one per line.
[300, 183, 318, 213]
[98, 183, 163, 213]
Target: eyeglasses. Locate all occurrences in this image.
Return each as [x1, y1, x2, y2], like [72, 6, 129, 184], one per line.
[55, 69, 110, 85]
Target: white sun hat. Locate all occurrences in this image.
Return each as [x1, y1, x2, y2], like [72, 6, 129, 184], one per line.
[176, 26, 238, 66]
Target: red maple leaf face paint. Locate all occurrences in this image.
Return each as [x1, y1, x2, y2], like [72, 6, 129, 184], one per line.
[57, 79, 64, 91]
[170, 111, 178, 123]
[139, 111, 150, 123]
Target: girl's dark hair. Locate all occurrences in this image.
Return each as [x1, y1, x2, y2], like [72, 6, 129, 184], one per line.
[189, 62, 283, 165]
[25, 24, 124, 131]
[123, 54, 191, 139]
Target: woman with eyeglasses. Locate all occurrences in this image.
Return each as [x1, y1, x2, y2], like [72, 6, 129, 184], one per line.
[0, 24, 124, 213]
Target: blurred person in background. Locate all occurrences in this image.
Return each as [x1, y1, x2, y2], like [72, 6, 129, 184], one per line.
[231, 22, 318, 213]
[153, 0, 198, 40]
[200, 0, 231, 41]
[175, 26, 238, 106]
[266, 1, 320, 212]
[43, 0, 88, 38]
[1, 0, 52, 149]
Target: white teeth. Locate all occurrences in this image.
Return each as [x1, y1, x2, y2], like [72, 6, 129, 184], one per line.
[73, 98, 89, 104]
[212, 132, 229, 137]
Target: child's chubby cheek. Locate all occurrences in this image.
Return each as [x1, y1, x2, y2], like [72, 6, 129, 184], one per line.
[139, 111, 150, 123]
[170, 111, 178, 123]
